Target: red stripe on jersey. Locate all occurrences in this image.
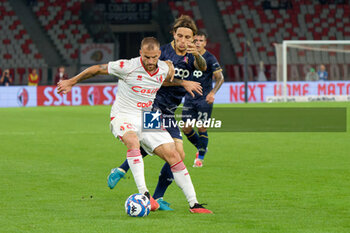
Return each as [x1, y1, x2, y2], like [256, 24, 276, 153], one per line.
[140, 57, 159, 77]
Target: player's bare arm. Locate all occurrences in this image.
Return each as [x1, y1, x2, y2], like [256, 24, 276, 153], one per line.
[164, 60, 175, 82]
[57, 64, 108, 94]
[206, 71, 224, 104]
[163, 78, 202, 97]
[186, 42, 207, 71]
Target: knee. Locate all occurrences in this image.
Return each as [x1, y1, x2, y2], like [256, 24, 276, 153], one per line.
[178, 149, 185, 160]
[167, 150, 181, 165]
[123, 132, 139, 149]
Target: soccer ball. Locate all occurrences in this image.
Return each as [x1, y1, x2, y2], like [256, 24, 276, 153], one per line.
[125, 193, 151, 217]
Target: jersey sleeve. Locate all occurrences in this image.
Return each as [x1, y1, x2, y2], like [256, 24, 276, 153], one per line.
[160, 60, 170, 78]
[208, 55, 222, 73]
[108, 59, 130, 80]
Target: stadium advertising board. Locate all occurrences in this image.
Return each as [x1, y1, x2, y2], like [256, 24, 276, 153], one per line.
[36, 85, 117, 106]
[215, 81, 350, 103]
[0, 86, 37, 107]
[1, 81, 350, 107]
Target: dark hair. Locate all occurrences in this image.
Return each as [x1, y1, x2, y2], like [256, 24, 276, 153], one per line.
[172, 15, 198, 36]
[140, 37, 160, 50]
[196, 30, 208, 39]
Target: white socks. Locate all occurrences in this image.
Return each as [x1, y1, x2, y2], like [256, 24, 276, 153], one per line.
[127, 149, 148, 194]
[170, 160, 198, 207]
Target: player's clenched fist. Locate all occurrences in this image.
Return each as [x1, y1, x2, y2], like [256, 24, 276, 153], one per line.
[186, 42, 199, 56]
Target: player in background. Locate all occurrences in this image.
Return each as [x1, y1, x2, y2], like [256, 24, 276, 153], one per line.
[57, 37, 212, 214]
[182, 31, 224, 168]
[108, 15, 207, 210]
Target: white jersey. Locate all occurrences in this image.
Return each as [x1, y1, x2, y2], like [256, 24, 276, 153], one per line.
[108, 57, 169, 117]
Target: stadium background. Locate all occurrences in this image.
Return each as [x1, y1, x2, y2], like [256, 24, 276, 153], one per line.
[1, 0, 350, 107]
[1, 1, 350, 233]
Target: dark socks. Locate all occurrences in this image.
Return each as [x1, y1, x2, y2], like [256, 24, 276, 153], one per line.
[184, 129, 199, 148]
[153, 162, 174, 200]
[197, 131, 208, 160]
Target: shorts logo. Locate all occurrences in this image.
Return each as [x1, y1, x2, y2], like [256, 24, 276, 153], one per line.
[143, 110, 161, 129]
[193, 70, 203, 78]
[17, 88, 29, 107]
[120, 126, 125, 131]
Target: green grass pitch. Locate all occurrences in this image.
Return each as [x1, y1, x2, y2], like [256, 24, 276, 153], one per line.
[1, 103, 350, 233]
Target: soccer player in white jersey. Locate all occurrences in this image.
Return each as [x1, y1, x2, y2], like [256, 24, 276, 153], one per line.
[57, 37, 212, 214]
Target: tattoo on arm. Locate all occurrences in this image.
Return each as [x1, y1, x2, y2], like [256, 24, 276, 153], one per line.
[211, 72, 224, 94]
[99, 64, 108, 71]
[194, 54, 207, 71]
[73, 64, 107, 84]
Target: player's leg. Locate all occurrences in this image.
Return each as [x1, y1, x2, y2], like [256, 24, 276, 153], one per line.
[182, 100, 200, 147]
[107, 148, 148, 189]
[122, 131, 147, 194]
[193, 102, 213, 167]
[152, 123, 184, 210]
[109, 118, 159, 210]
[193, 127, 208, 167]
[153, 142, 212, 213]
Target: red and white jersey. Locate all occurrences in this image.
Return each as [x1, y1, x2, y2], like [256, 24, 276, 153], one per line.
[108, 57, 169, 117]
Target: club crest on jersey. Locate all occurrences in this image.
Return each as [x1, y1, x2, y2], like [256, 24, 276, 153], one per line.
[137, 75, 142, 81]
[156, 75, 163, 83]
[183, 56, 189, 64]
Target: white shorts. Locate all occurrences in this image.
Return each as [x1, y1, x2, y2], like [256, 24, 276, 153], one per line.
[110, 115, 174, 155]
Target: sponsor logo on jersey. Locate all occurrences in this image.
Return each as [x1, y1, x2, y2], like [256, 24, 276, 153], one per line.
[17, 88, 29, 106]
[137, 75, 142, 81]
[137, 101, 153, 108]
[174, 68, 190, 79]
[193, 70, 203, 78]
[143, 110, 161, 129]
[131, 86, 159, 95]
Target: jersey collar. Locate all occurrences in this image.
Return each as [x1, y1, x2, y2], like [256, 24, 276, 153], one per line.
[140, 57, 159, 77]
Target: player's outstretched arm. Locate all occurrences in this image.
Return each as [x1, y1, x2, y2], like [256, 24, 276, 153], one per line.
[206, 71, 224, 104]
[57, 64, 108, 94]
[163, 78, 202, 98]
[164, 60, 175, 82]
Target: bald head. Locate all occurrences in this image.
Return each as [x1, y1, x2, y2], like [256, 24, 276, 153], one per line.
[140, 37, 161, 73]
[140, 37, 160, 51]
